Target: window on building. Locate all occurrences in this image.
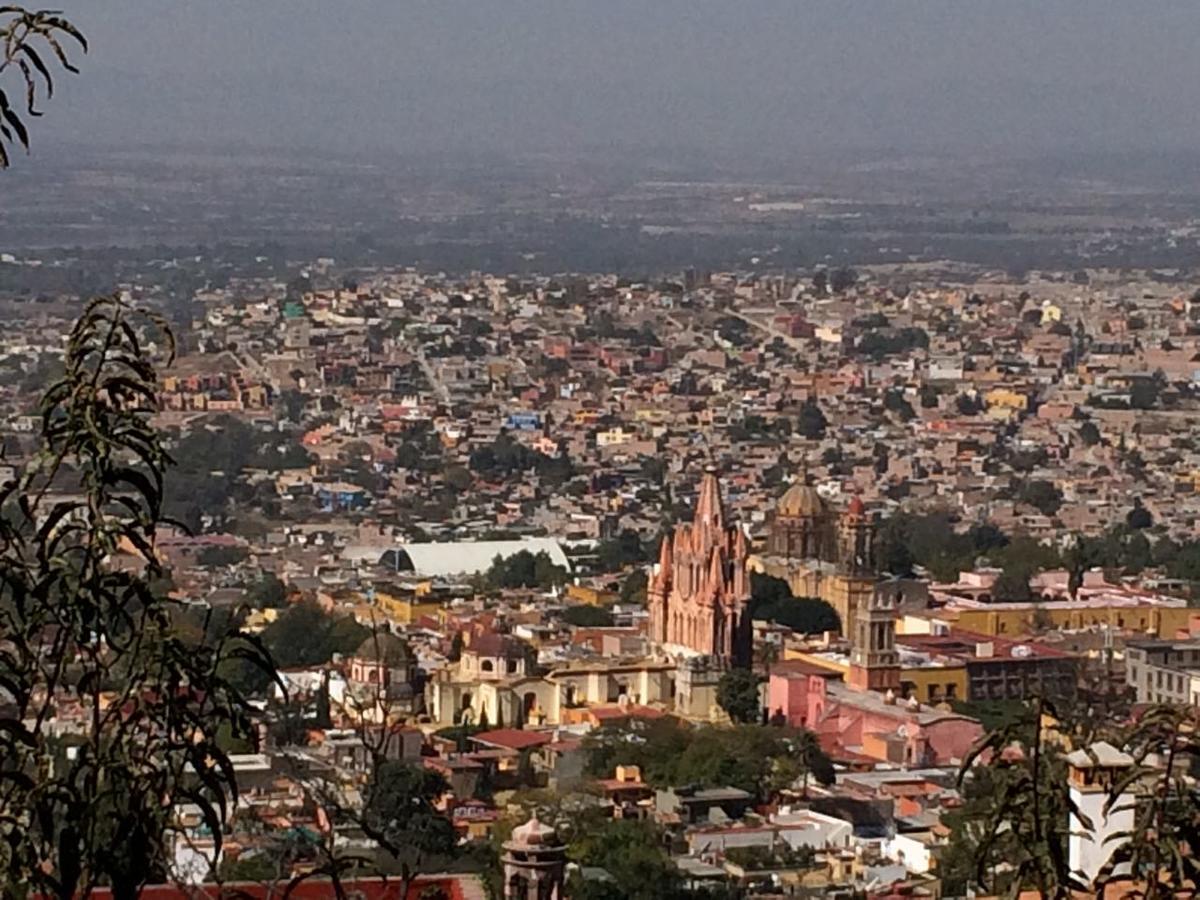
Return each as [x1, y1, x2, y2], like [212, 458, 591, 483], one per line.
[482, 660, 494, 673]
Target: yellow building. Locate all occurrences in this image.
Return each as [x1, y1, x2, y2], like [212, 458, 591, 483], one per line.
[944, 602, 1190, 639]
[983, 387, 1029, 412]
[1040, 302, 1064, 323]
[370, 583, 442, 625]
[782, 645, 968, 704]
[566, 584, 617, 606]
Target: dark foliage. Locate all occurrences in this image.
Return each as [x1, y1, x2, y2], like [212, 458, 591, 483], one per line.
[0, 297, 278, 895]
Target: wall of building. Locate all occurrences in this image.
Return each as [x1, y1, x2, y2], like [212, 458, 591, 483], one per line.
[952, 604, 1190, 639]
[898, 666, 967, 704]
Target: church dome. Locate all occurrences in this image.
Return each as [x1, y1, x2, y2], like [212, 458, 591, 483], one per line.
[353, 631, 413, 666]
[510, 816, 560, 847]
[777, 482, 826, 518]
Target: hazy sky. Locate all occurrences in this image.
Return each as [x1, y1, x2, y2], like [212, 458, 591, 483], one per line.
[38, 1, 1200, 161]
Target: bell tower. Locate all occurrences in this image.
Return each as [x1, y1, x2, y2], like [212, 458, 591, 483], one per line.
[837, 496, 874, 573]
[848, 584, 900, 693]
[503, 817, 566, 900]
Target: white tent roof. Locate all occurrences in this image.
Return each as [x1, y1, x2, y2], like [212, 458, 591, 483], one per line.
[371, 538, 572, 578]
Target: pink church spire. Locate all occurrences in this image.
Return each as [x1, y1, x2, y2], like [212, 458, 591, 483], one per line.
[694, 465, 724, 530]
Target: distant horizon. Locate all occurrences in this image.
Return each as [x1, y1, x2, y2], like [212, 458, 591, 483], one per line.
[23, 1, 1200, 174]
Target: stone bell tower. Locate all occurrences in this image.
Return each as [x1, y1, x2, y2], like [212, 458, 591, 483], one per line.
[502, 816, 566, 900]
[848, 582, 900, 694]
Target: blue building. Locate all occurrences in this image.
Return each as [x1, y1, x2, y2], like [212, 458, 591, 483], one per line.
[316, 482, 370, 512]
[506, 411, 542, 431]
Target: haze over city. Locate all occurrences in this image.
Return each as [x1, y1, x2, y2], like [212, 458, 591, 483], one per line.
[5, 4, 1200, 899]
[40, 1, 1200, 161]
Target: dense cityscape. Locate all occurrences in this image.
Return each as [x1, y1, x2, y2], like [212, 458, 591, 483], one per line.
[6, 248, 1200, 896]
[8, 4, 1200, 900]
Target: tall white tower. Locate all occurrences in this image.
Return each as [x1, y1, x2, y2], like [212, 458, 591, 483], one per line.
[1066, 740, 1136, 887]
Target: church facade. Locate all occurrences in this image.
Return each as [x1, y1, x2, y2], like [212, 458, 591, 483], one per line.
[749, 482, 877, 640]
[647, 468, 752, 667]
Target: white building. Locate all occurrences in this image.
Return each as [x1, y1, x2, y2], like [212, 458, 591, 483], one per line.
[1067, 741, 1136, 887]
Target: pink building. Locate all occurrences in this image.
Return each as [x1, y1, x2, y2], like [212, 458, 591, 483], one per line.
[769, 671, 983, 768]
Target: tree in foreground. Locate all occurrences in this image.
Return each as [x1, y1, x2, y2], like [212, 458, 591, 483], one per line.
[0, 6, 86, 167]
[0, 297, 277, 896]
[947, 697, 1200, 899]
[943, 698, 1083, 898]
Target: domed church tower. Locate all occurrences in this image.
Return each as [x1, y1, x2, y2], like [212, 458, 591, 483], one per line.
[768, 481, 835, 560]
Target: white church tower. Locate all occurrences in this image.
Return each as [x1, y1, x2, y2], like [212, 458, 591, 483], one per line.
[1066, 740, 1136, 887]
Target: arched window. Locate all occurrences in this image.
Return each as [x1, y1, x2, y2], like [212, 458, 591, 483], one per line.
[506, 658, 519, 674]
[481, 660, 494, 673]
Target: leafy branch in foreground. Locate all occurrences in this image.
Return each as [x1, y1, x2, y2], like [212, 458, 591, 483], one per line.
[0, 5, 86, 167]
[947, 697, 1090, 899]
[0, 295, 278, 897]
[1096, 705, 1200, 898]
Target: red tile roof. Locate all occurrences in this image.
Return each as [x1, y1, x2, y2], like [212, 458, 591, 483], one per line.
[471, 728, 552, 751]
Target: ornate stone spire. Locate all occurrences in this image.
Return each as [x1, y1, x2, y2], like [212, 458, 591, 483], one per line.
[695, 465, 724, 529]
[655, 531, 673, 582]
[708, 546, 725, 593]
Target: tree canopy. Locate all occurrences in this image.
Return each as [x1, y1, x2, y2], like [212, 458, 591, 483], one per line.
[562, 605, 615, 628]
[583, 718, 832, 801]
[362, 762, 458, 897]
[796, 399, 828, 440]
[717, 668, 762, 724]
[749, 573, 841, 635]
[484, 550, 569, 590]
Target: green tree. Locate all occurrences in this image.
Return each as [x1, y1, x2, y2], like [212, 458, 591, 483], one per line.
[485, 550, 568, 590]
[717, 668, 762, 724]
[595, 529, 650, 570]
[829, 267, 857, 293]
[0, 297, 276, 896]
[1016, 479, 1064, 516]
[991, 564, 1033, 602]
[1130, 371, 1166, 410]
[1078, 420, 1101, 446]
[197, 543, 250, 568]
[562, 605, 615, 628]
[619, 569, 648, 605]
[569, 819, 685, 900]
[944, 700, 1081, 898]
[246, 571, 288, 608]
[361, 762, 458, 900]
[443, 464, 472, 493]
[749, 573, 841, 634]
[1126, 498, 1153, 530]
[796, 399, 828, 440]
